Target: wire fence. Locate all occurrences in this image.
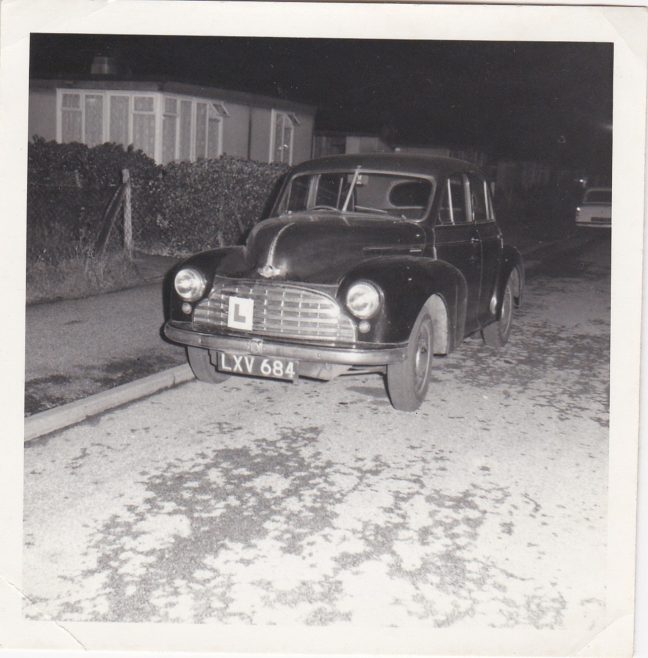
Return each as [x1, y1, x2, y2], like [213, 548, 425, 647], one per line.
[27, 178, 129, 265]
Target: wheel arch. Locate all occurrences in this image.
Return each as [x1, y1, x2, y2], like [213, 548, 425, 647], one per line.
[498, 245, 525, 314]
[340, 257, 467, 351]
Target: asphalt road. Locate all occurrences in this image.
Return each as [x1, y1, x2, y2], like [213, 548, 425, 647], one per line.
[24, 281, 185, 415]
[23, 234, 610, 633]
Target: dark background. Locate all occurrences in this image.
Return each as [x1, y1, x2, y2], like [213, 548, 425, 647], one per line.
[30, 35, 613, 175]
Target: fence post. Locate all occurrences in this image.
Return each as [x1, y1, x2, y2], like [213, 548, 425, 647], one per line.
[122, 168, 133, 260]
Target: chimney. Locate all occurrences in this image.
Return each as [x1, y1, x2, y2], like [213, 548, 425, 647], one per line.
[90, 55, 119, 76]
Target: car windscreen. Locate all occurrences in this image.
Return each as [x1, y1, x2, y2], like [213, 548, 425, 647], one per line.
[583, 189, 611, 204]
[277, 171, 435, 220]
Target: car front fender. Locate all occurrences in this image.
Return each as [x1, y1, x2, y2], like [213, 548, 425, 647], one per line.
[339, 256, 468, 350]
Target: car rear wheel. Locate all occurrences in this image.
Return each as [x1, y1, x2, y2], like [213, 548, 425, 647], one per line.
[186, 346, 230, 384]
[482, 277, 513, 348]
[386, 309, 434, 411]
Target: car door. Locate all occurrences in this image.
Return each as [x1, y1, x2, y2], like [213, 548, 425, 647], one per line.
[433, 173, 482, 334]
[467, 173, 502, 326]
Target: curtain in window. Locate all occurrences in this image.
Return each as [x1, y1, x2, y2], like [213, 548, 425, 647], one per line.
[133, 114, 155, 158]
[162, 97, 178, 164]
[109, 96, 129, 147]
[179, 100, 192, 161]
[133, 96, 155, 158]
[195, 103, 207, 160]
[162, 116, 177, 164]
[61, 93, 82, 142]
[84, 95, 104, 147]
[207, 113, 221, 159]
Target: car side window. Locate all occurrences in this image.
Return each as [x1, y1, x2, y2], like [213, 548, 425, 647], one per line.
[438, 179, 453, 225]
[437, 175, 469, 225]
[468, 173, 489, 223]
[449, 175, 469, 224]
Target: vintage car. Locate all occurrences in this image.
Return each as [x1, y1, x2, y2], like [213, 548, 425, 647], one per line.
[575, 187, 612, 228]
[164, 154, 524, 411]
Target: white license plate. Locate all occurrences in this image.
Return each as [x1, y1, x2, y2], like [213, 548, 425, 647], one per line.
[217, 353, 298, 381]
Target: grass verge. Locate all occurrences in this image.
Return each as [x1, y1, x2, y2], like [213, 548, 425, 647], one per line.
[27, 252, 142, 305]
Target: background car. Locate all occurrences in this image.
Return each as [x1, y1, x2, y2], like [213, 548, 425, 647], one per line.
[575, 187, 612, 228]
[165, 154, 524, 411]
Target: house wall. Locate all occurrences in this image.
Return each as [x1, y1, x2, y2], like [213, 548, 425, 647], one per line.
[249, 107, 272, 163]
[28, 80, 316, 165]
[28, 88, 57, 141]
[292, 114, 315, 164]
[221, 102, 250, 159]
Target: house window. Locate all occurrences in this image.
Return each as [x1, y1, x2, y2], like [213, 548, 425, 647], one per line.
[162, 97, 178, 165]
[179, 99, 192, 161]
[271, 111, 299, 164]
[132, 96, 156, 159]
[60, 92, 106, 146]
[84, 94, 104, 147]
[56, 89, 228, 163]
[60, 93, 82, 142]
[195, 102, 226, 160]
[109, 95, 130, 146]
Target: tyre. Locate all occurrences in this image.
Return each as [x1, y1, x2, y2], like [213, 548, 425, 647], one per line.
[386, 309, 434, 411]
[482, 277, 513, 348]
[186, 346, 230, 384]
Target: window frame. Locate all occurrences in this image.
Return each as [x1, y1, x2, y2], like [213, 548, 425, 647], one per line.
[57, 90, 109, 146]
[270, 109, 299, 165]
[444, 173, 471, 226]
[56, 88, 228, 164]
[467, 172, 495, 224]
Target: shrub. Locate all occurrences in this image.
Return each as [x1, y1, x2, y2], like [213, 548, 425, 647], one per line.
[141, 156, 288, 254]
[27, 139, 288, 263]
[27, 139, 161, 265]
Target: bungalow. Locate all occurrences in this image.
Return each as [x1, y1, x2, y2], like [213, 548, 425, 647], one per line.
[28, 78, 316, 166]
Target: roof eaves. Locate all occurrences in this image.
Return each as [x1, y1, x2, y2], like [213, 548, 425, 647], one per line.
[29, 77, 317, 114]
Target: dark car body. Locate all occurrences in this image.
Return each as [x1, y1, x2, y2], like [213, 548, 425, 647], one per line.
[165, 154, 524, 410]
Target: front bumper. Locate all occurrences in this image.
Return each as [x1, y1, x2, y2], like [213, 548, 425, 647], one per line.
[164, 321, 407, 366]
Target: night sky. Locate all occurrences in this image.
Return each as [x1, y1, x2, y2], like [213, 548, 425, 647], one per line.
[30, 34, 613, 173]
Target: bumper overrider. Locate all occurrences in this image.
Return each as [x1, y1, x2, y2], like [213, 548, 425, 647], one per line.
[164, 321, 407, 366]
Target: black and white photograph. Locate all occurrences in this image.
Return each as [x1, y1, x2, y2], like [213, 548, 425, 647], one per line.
[0, 1, 646, 656]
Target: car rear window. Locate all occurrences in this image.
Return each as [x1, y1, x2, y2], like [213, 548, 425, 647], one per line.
[583, 189, 611, 204]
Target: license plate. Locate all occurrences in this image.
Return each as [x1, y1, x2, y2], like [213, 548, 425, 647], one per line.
[217, 352, 298, 381]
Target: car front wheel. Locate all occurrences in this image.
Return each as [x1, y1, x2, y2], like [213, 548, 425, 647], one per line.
[186, 346, 230, 384]
[482, 277, 513, 348]
[386, 309, 434, 411]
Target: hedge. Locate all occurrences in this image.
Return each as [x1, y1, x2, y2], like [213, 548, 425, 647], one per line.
[27, 139, 289, 263]
[140, 156, 288, 254]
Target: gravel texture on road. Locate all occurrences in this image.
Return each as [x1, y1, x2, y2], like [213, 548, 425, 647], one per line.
[23, 237, 610, 641]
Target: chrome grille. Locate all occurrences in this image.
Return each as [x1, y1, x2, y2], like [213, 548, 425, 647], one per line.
[193, 279, 356, 343]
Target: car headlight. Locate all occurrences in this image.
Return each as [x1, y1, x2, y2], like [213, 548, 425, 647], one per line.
[174, 268, 207, 302]
[346, 281, 381, 319]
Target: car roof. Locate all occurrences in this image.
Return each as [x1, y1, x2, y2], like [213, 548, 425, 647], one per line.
[289, 153, 485, 178]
